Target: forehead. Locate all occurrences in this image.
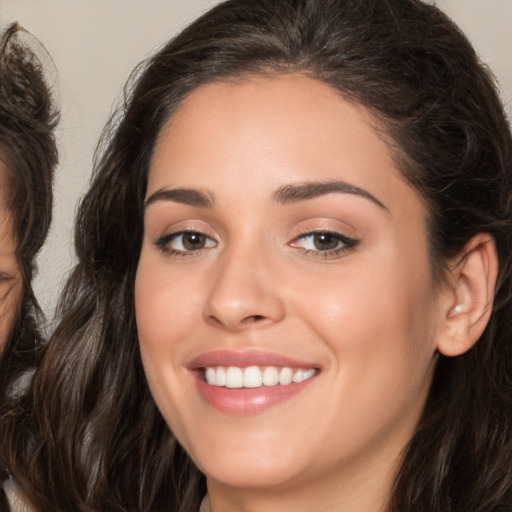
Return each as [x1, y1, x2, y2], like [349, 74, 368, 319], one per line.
[148, 74, 421, 213]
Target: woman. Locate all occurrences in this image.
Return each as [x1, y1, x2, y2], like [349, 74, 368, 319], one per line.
[0, 23, 58, 512]
[19, 0, 512, 510]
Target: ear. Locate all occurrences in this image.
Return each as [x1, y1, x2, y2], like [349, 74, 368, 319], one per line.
[437, 233, 498, 357]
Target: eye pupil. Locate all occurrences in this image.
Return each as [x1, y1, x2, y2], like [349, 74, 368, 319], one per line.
[183, 233, 206, 250]
[313, 233, 339, 251]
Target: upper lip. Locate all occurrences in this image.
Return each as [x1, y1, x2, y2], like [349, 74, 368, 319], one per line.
[188, 350, 318, 370]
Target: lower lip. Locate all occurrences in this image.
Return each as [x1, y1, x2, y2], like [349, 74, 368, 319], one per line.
[194, 373, 316, 415]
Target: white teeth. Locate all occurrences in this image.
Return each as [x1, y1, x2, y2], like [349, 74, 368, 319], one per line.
[226, 367, 243, 388]
[292, 369, 305, 383]
[293, 368, 316, 383]
[304, 368, 316, 380]
[243, 366, 262, 388]
[204, 365, 316, 388]
[216, 366, 227, 386]
[279, 367, 293, 385]
[205, 367, 216, 385]
[262, 366, 279, 386]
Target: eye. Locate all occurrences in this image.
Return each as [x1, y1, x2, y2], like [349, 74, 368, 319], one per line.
[156, 231, 216, 254]
[290, 231, 358, 256]
[0, 271, 13, 282]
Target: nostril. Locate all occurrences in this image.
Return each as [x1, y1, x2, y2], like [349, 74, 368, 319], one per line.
[242, 314, 266, 324]
[206, 314, 267, 328]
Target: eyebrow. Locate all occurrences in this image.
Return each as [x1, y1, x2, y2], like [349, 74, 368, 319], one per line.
[145, 188, 214, 209]
[273, 180, 387, 209]
[144, 180, 387, 210]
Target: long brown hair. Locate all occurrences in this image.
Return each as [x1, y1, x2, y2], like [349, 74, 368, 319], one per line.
[13, 1, 512, 510]
[0, 21, 58, 508]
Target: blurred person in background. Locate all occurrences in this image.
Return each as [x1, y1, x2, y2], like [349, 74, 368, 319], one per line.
[0, 22, 58, 512]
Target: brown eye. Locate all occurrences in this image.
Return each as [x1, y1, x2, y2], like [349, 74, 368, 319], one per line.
[312, 232, 341, 251]
[289, 230, 359, 258]
[182, 232, 207, 250]
[156, 231, 216, 254]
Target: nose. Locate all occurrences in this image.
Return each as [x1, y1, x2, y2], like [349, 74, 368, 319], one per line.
[203, 245, 285, 332]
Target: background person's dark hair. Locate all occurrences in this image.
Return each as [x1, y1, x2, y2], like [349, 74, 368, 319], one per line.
[14, 0, 512, 510]
[0, 20, 58, 503]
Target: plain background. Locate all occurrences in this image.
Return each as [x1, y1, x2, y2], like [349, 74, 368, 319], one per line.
[1, 0, 511, 321]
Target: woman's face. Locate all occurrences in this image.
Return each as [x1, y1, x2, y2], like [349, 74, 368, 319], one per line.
[0, 161, 21, 348]
[136, 75, 448, 494]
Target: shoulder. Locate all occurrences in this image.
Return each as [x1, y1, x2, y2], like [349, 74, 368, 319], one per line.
[199, 495, 210, 512]
[2, 478, 36, 512]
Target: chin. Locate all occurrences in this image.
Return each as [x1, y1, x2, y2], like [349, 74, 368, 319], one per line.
[199, 456, 299, 489]
[183, 434, 304, 489]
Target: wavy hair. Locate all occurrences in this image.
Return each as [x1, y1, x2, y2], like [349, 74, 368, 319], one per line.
[0, 21, 58, 508]
[14, 1, 512, 511]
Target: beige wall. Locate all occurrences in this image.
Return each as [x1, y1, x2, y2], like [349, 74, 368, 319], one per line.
[1, 1, 511, 320]
[0, 0, 222, 319]
[437, 0, 512, 108]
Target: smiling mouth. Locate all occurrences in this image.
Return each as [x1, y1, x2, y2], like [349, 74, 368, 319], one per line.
[203, 366, 318, 389]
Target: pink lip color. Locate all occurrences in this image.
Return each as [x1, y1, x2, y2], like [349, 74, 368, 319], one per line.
[188, 350, 316, 370]
[194, 374, 315, 415]
[188, 350, 318, 415]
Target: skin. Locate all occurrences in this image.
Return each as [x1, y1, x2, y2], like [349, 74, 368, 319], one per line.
[135, 74, 463, 512]
[0, 160, 21, 349]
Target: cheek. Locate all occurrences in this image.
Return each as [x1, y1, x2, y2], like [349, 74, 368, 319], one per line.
[136, 256, 202, 344]
[290, 250, 438, 393]
[319, 271, 434, 353]
[135, 256, 206, 420]
[289, 261, 438, 453]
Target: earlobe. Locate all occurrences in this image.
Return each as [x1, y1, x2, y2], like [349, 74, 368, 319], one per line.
[437, 233, 498, 358]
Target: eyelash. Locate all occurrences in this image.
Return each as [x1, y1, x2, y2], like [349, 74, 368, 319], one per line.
[0, 272, 13, 282]
[155, 230, 217, 256]
[154, 229, 359, 259]
[289, 230, 359, 259]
